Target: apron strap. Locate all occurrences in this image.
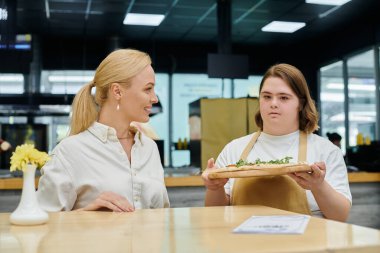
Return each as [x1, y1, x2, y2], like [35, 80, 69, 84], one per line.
[298, 131, 307, 162]
[240, 131, 260, 161]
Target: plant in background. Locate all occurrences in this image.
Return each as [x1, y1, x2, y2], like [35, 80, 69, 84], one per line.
[10, 144, 50, 171]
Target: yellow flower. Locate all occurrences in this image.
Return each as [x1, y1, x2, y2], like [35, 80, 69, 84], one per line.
[10, 144, 50, 172]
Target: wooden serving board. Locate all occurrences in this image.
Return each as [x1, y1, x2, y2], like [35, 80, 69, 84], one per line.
[208, 164, 311, 179]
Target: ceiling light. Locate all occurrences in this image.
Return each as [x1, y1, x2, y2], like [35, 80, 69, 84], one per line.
[123, 13, 165, 26]
[305, 0, 351, 6]
[44, 0, 50, 19]
[0, 8, 8, 21]
[261, 21, 305, 33]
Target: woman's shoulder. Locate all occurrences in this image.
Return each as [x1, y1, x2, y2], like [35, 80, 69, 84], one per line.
[138, 131, 159, 147]
[51, 131, 91, 154]
[308, 133, 340, 152]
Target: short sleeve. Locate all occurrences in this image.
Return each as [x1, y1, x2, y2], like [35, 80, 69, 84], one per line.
[215, 144, 230, 169]
[36, 153, 77, 211]
[325, 149, 352, 204]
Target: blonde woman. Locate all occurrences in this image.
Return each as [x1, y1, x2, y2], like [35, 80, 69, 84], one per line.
[202, 64, 351, 221]
[37, 49, 169, 212]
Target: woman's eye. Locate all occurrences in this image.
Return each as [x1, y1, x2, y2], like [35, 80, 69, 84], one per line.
[280, 96, 289, 100]
[263, 95, 271, 99]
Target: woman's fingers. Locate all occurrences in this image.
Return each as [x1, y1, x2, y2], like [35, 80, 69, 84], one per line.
[288, 173, 309, 189]
[97, 198, 124, 212]
[310, 165, 321, 178]
[207, 178, 228, 190]
[100, 192, 134, 212]
[82, 198, 123, 212]
[202, 158, 228, 191]
[207, 158, 215, 169]
[313, 162, 326, 171]
[294, 171, 313, 181]
[289, 162, 327, 190]
[81, 192, 135, 212]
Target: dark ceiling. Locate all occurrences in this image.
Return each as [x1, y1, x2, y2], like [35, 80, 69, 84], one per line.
[15, 0, 380, 45]
[1, 0, 380, 91]
[1, 0, 379, 112]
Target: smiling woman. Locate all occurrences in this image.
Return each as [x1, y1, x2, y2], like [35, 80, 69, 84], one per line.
[36, 49, 169, 212]
[202, 63, 352, 222]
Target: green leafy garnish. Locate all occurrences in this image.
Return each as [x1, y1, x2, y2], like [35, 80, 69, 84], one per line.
[235, 156, 293, 168]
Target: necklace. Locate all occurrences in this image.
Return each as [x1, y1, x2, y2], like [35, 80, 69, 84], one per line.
[117, 136, 130, 140]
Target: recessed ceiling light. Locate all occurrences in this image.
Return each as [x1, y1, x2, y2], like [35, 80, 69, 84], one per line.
[123, 13, 165, 26]
[305, 0, 351, 6]
[261, 21, 306, 33]
[0, 8, 8, 21]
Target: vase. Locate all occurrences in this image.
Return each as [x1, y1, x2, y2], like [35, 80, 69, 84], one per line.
[10, 163, 49, 225]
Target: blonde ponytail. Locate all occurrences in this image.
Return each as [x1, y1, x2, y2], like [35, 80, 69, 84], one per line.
[69, 48, 151, 136]
[69, 81, 98, 135]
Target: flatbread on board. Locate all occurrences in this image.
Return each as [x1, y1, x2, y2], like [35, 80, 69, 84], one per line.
[208, 163, 311, 179]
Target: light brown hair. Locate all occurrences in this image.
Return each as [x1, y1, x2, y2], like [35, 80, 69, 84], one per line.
[254, 63, 319, 133]
[69, 49, 152, 135]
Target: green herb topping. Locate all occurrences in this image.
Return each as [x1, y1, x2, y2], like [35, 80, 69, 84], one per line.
[235, 156, 293, 168]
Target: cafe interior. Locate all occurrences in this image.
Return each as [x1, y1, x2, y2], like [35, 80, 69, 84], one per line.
[0, 0, 380, 252]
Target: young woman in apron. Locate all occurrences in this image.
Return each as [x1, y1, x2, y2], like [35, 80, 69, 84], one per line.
[202, 64, 351, 221]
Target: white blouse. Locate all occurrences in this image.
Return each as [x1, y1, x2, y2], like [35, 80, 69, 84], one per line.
[37, 122, 169, 211]
[217, 130, 352, 217]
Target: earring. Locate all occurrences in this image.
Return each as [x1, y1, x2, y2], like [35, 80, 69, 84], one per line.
[116, 102, 120, 111]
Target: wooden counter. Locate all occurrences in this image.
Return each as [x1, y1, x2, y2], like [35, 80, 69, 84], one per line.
[1, 205, 379, 253]
[0, 177, 204, 190]
[348, 172, 380, 183]
[1, 172, 379, 190]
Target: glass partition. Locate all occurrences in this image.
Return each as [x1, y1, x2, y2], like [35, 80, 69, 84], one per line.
[347, 49, 376, 146]
[320, 61, 346, 151]
[40, 70, 94, 94]
[148, 73, 169, 166]
[0, 74, 24, 94]
[233, 75, 262, 98]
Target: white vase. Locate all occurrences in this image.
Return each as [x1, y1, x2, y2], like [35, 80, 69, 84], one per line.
[10, 164, 49, 225]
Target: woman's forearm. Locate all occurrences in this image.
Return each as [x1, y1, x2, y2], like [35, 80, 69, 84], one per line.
[312, 181, 351, 222]
[205, 188, 230, 206]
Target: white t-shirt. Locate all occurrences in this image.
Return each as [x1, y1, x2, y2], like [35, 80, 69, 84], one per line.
[37, 122, 169, 211]
[216, 130, 352, 216]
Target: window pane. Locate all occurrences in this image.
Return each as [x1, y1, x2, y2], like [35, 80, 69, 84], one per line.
[233, 76, 262, 98]
[172, 74, 230, 167]
[0, 74, 24, 94]
[320, 61, 346, 151]
[40, 70, 94, 94]
[148, 73, 169, 166]
[34, 116, 70, 152]
[347, 49, 376, 146]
